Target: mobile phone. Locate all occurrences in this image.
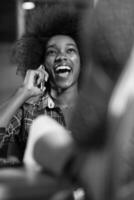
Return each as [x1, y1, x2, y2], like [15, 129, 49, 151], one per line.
[35, 65, 50, 93]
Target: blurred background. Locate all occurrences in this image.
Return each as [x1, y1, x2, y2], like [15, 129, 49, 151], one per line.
[0, 0, 94, 104]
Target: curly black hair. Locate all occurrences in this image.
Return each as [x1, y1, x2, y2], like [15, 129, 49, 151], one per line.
[12, 4, 83, 77]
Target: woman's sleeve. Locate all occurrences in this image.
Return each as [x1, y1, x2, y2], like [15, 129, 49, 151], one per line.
[0, 108, 23, 159]
[0, 127, 9, 157]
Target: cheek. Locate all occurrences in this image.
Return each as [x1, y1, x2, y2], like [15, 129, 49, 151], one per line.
[73, 57, 81, 72]
[44, 57, 54, 70]
[74, 59, 81, 80]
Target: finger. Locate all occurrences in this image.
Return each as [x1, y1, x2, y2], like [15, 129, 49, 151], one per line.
[40, 82, 43, 91]
[42, 86, 46, 92]
[35, 71, 44, 86]
[38, 65, 44, 70]
[40, 81, 46, 93]
[38, 65, 49, 82]
[42, 65, 49, 82]
[40, 82, 46, 91]
[34, 86, 44, 96]
[44, 70, 49, 82]
[38, 65, 46, 73]
[36, 79, 46, 93]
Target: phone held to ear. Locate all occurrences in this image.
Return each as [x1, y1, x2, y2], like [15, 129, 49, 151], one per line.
[36, 65, 55, 108]
[35, 65, 50, 93]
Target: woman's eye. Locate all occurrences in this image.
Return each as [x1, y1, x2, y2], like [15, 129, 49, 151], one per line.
[46, 49, 57, 56]
[67, 48, 76, 54]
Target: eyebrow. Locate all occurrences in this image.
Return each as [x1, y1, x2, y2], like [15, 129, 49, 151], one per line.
[46, 43, 77, 49]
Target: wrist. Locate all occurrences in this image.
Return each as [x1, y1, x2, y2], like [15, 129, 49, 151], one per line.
[17, 86, 32, 101]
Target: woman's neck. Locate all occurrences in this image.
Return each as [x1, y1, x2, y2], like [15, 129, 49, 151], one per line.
[50, 84, 78, 108]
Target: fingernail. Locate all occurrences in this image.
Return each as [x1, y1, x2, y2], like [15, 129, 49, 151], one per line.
[39, 65, 43, 69]
[43, 87, 46, 92]
[45, 76, 48, 82]
[40, 82, 43, 90]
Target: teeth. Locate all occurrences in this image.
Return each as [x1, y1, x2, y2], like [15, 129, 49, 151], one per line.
[55, 66, 71, 73]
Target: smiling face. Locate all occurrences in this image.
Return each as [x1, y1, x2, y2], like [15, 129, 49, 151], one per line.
[44, 35, 80, 91]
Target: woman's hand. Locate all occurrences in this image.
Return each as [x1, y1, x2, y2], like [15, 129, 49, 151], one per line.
[0, 65, 49, 127]
[22, 65, 49, 99]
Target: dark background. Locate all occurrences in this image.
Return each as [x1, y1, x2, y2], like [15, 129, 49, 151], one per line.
[0, 1, 21, 104]
[0, 1, 17, 42]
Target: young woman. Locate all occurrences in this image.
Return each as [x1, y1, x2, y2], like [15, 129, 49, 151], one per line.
[0, 4, 82, 163]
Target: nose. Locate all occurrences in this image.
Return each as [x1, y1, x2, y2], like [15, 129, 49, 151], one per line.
[55, 52, 67, 62]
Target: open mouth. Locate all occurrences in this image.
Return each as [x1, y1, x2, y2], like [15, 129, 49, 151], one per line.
[54, 66, 72, 77]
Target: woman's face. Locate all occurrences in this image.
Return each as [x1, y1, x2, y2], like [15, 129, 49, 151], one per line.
[44, 35, 80, 90]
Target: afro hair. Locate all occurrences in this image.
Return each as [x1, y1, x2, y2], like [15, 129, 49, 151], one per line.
[12, 4, 83, 76]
